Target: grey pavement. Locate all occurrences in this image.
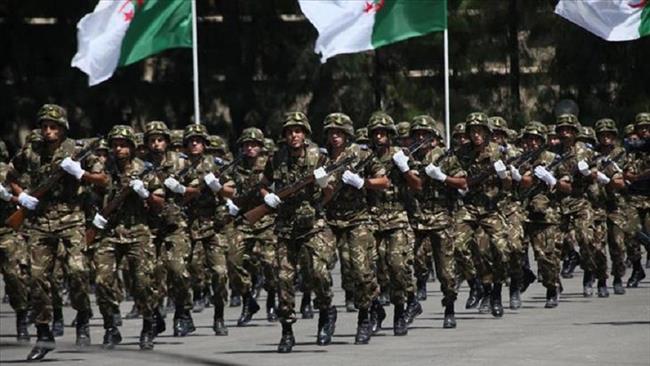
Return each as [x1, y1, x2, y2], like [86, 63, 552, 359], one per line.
[1, 261, 649, 366]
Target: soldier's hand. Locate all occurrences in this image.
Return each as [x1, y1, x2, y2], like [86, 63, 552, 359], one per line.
[263, 192, 281, 208]
[313, 167, 330, 188]
[595, 171, 611, 185]
[425, 164, 447, 182]
[342, 170, 365, 189]
[17, 192, 39, 210]
[129, 179, 150, 199]
[164, 177, 187, 194]
[204, 172, 223, 192]
[60, 157, 86, 180]
[509, 165, 522, 182]
[226, 199, 240, 216]
[578, 160, 590, 176]
[92, 213, 108, 229]
[0, 184, 12, 202]
[534, 166, 556, 188]
[494, 160, 507, 179]
[392, 150, 410, 173]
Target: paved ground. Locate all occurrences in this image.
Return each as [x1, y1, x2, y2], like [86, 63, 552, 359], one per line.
[1, 260, 649, 366]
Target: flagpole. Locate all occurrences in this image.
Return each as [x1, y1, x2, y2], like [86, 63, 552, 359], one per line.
[443, 29, 450, 147]
[191, 0, 200, 125]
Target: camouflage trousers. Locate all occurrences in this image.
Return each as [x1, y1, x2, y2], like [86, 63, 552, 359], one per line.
[624, 196, 650, 263]
[526, 222, 562, 290]
[0, 231, 30, 312]
[503, 206, 526, 286]
[28, 224, 91, 325]
[277, 230, 334, 324]
[595, 210, 627, 279]
[413, 227, 434, 284]
[331, 224, 379, 310]
[374, 227, 415, 305]
[95, 227, 157, 327]
[226, 225, 254, 296]
[152, 223, 193, 314]
[238, 225, 278, 294]
[561, 207, 607, 280]
[453, 208, 510, 284]
[189, 232, 229, 309]
[452, 210, 479, 282]
[414, 228, 457, 305]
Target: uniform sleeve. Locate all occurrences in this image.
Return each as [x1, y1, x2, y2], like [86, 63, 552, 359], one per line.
[442, 155, 466, 177]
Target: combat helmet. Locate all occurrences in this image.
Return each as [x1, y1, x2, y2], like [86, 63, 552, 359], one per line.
[635, 112, 650, 127]
[624, 124, 636, 137]
[522, 121, 547, 143]
[411, 115, 440, 138]
[396, 121, 411, 138]
[323, 113, 354, 137]
[183, 124, 209, 145]
[263, 137, 277, 153]
[555, 113, 580, 132]
[465, 112, 491, 133]
[452, 123, 466, 137]
[37, 104, 69, 131]
[577, 126, 597, 145]
[144, 121, 171, 141]
[107, 125, 137, 147]
[282, 112, 312, 135]
[355, 128, 370, 144]
[594, 118, 618, 136]
[170, 129, 184, 147]
[367, 111, 396, 134]
[489, 116, 509, 133]
[238, 127, 265, 145]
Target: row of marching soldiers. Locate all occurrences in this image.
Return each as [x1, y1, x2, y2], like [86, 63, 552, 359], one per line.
[0, 104, 648, 359]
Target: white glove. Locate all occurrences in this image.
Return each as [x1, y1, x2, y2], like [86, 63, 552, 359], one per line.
[0, 184, 12, 202]
[226, 199, 240, 216]
[425, 164, 447, 182]
[263, 193, 281, 208]
[129, 179, 150, 199]
[17, 192, 39, 210]
[534, 166, 557, 188]
[313, 167, 329, 188]
[494, 160, 507, 179]
[60, 157, 85, 180]
[509, 165, 522, 182]
[342, 170, 365, 189]
[611, 161, 622, 173]
[204, 173, 223, 193]
[92, 213, 108, 229]
[457, 188, 469, 196]
[392, 150, 410, 173]
[578, 160, 590, 176]
[595, 171, 611, 185]
[164, 177, 186, 195]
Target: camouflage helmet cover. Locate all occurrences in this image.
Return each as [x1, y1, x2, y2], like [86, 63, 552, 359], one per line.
[108, 125, 137, 147]
[96, 138, 110, 151]
[37, 104, 69, 130]
[237, 127, 265, 145]
[452, 122, 466, 136]
[410, 115, 439, 135]
[577, 126, 596, 144]
[183, 124, 209, 144]
[635, 112, 650, 127]
[522, 121, 547, 142]
[488, 116, 509, 133]
[355, 127, 370, 144]
[594, 118, 618, 135]
[144, 120, 171, 140]
[282, 111, 312, 135]
[207, 135, 228, 153]
[170, 129, 184, 146]
[623, 124, 636, 137]
[555, 113, 580, 132]
[263, 137, 277, 153]
[367, 111, 396, 134]
[396, 121, 411, 138]
[465, 112, 491, 133]
[323, 112, 354, 137]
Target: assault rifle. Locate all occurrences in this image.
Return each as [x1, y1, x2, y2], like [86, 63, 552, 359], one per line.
[466, 146, 544, 188]
[84, 162, 154, 245]
[243, 155, 356, 224]
[5, 138, 101, 230]
[181, 154, 242, 205]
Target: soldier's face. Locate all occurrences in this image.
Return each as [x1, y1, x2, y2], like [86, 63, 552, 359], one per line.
[372, 129, 390, 146]
[284, 126, 306, 149]
[111, 139, 133, 160]
[597, 132, 616, 147]
[147, 134, 168, 154]
[41, 120, 64, 143]
[637, 125, 650, 139]
[413, 131, 436, 148]
[96, 150, 108, 164]
[454, 133, 470, 146]
[397, 137, 412, 148]
[626, 133, 640, 142]
[468, 126, 487, 146]
[557, 126, 576, 142]
[186, 136, 205, 156]
[327, 129, 347, 149]
[525, 135, 543, 150]
[492, 131, 507, 145]
[548, 135, 561, 146]
[242, 141, 263, 158]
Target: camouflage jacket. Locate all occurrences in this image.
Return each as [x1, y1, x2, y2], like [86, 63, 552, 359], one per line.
[232, 154, 275, 233]
[455, 141, 507, 213]
[587, 145, 627, 214]
[325, 143, 384, 228]
[519, 150, 561, 224]
[367, 145, 411, 232]
[625, 144, 650, 204]
[0, 162, 14, 236]
[555, 141, 595, 214]
[264, 142, 327, 239]
[145, 150, 191, 230]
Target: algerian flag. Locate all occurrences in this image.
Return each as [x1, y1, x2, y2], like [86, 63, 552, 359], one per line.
[299, 0, 447, 63]
[72, 0, 192, 86]
[555, 0, 650, 41]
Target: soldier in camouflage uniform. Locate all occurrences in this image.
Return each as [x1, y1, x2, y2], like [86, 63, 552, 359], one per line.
[321, 113, 388, 344]
[452, 122, 470, 147]
[365, 111, 420, 336]
[92, 125, 165, 350]
[411, 115, 467, 328]
[142, 121, 196, 336]
[623, 113, 650, 287]
[259, 112, 337, 353]
[356, 127, 371, 146]
[179, 124, 236, 336]
[9, 104, 109, 360]
[170, 129, 185, 153]
[452, 112, 512, 318]
[553, 114, 607, 297]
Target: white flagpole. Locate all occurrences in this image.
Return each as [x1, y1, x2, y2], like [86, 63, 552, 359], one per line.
[443, 29, 450, 147]
[191, 0, 200, 125]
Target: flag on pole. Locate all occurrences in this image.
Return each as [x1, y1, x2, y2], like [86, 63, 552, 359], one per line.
[555, 0, 650, 41]
[72, 0, 192, 86]
[299, 0, 447, 63]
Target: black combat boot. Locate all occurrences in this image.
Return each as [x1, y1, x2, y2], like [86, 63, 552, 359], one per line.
[193, 289, 206, 313]
[266, 291, 278, 322]
[52, 307, 64, 337]
[345, 291, 357, 312]
[378, 290, 390, 305]
[370, 299, 386, 334]
[213, 299, 228, 336]
[544, 286, 559, 308]
[613, 277, 626, 295]
[465, 278, 484, 309]
[562, 250, 580, 279]
[101, 313, 122, 350]
[124, 303, 141, 319]
[509, 279, 522, 310]
[277, 323, 295, 353]
[153, 307, 166, 336]
[173, 309, 189, 337]
[165, 297, 175, 314]
[229, 290, 241, 308]
[316, 306, 337, 345]
[185, 311, 196, 334]
[27, 324, 55, 361]
[583, 270, 595, 297]
[113, 312, 123, 327]
[16, 310, 30, 343]
[597, 279, 610, 298]
[354, 308, 372, 345]
[416, 277, 427, 301]
[443, 300, 457, 329]
[139, 318, 155, 350]
[404, 294, 423, 325]
[393, 303, 408, 336]
[237, 292, 261, 326]
[75, 311, 91, 348]
[491, 283, 504, 318]
[627, 260, 646, 288]
[300, 291, 314, 319]
[478, 283, 492, 314]
[520, 266, 537, 293]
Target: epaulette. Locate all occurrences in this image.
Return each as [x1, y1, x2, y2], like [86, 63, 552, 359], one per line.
[178, 152, 188, 160]
[214, 156, 227, 166]
[319, 147, 329, 157]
